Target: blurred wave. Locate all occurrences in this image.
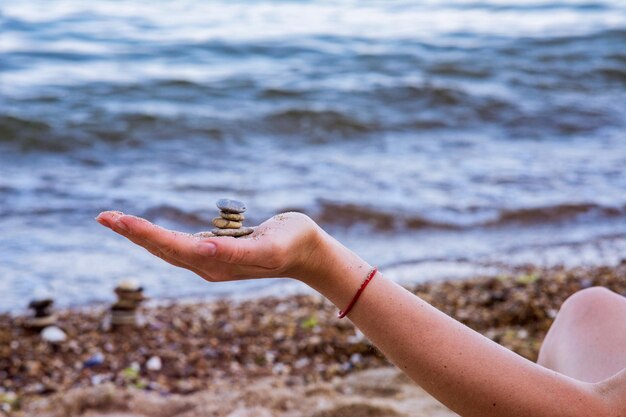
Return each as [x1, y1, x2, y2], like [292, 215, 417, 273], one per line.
[309, 201, 626, 231]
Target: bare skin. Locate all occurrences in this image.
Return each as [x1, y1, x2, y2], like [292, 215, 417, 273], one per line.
[96, 211, 626, 417]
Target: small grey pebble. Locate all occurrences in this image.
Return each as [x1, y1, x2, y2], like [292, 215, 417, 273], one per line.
[216, 198, 246, 214]
[211, 227, 254, 237]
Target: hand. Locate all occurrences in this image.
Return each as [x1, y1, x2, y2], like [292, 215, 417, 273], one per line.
[95, 211, 325, 283]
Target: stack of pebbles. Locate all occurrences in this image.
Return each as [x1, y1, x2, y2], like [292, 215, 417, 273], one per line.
[210, 198, 254, 237]
[24, 298, 56, 330]
[110, 280, 145, 328]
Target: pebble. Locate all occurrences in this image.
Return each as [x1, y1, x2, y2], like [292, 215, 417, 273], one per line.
[83, 352, 105, 368]
[117, 279, 141, 292]
[146, 356, 162, 371]
[212, 217, 242, 229]
[28, 298, 53, 311]
[110, 309, 137, 326]
[113, 299, 141, 309]
[41, 326, 67, 344]
[216, 199, 246, 214]
[90, 374, 111, 385]
[25, 298, 57, 329]
[111, 280, 145, 328]
[211, 227, 254, 237]
[350, 353, 363, 365]
[26, 315, 57, 329]
[220, 212, 245, 221]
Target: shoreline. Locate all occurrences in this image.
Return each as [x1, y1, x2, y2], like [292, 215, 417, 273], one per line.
[2, 263, 626, 416]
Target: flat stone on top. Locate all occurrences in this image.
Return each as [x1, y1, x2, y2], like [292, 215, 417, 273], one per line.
[216, 198, 246, 214]
[211, 227, 254, 237]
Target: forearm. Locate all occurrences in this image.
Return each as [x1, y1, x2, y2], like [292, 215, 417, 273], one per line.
[303, 231, 608, 417]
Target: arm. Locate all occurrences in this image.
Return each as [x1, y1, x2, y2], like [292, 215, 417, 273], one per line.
[96, 211, 618, 417]
[307, 230, 611, 417]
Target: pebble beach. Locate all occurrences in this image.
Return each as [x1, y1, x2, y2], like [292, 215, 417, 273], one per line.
[3, 263, 626, 416]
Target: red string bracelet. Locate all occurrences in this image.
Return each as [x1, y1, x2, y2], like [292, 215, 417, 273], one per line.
[338, 266, 378, 319]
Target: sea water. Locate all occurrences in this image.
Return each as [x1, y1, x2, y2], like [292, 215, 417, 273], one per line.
[1, 0, 625, 310]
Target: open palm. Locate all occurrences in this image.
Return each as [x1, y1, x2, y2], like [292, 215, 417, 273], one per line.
[96, 211, 320, 282]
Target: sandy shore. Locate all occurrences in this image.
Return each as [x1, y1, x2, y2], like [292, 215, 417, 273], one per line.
[3, 263, 626, 416]
[23, 367, 456, 417]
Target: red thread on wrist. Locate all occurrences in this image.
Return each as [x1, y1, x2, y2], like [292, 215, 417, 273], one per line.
[338, 267, 378, 319]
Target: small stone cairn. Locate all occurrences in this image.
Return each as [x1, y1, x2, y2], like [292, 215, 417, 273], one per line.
[25, 298, 56, 330]
[197, 198, 253, 238]
[110, 280, 145, 328]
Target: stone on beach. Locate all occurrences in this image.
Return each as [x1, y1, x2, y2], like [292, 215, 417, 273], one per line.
[28, 298, 53, 313]
[110, 309, 137, 326]
[25, 298, 57, 330]
[27, 315, 57, 329]
[83, 352, 105, 369]
[146, 356, 162, 371]
[216, 198, 246, 214]
[212, 217, 242, 229]
[41, 326, 67, 344]
[110, 280, 145, 328]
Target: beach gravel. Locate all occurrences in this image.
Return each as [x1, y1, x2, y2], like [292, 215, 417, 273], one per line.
[3, 263, 626, 416]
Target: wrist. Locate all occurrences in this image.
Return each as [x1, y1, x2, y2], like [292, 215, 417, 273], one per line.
[292, 223, 332, 284]
[296, 226, 373, 308]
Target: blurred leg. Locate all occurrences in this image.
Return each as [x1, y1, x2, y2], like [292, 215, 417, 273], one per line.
[537, 287, 626, 383]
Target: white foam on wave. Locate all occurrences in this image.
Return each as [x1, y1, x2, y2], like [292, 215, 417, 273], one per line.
[5, 0, 625, 40]
[3, 0, 625, 90]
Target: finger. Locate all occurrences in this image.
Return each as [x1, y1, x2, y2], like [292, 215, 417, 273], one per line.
[98, 211, 277, 270]
[108, 214, 202, 260]
[97, 211, 241, 280]
[97, 211, 200, 263]
[102, 215, 216, 279]
[95, 211, 125, 229]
